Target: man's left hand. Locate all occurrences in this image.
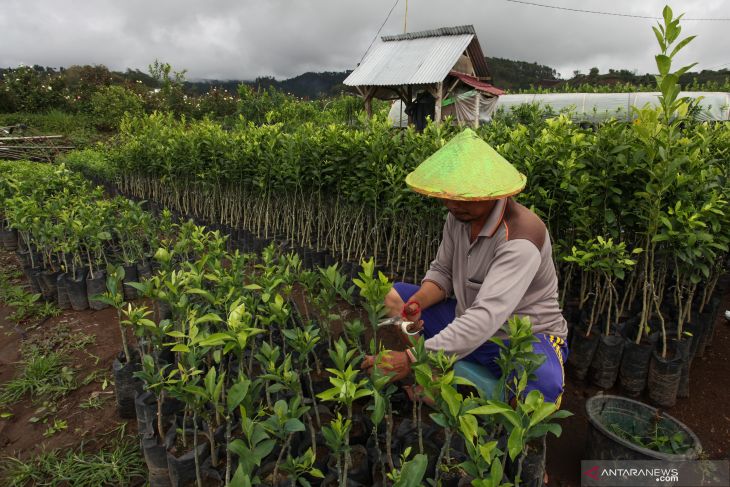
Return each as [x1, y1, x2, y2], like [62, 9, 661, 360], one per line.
[360, 350, 412, 382]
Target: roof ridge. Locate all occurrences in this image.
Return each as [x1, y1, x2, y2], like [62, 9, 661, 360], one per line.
[381, 25, 475, 42]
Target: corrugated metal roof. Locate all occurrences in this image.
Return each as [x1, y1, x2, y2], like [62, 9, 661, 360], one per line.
[381, 25, 475, 42]
[344, 33, 474, 86]
[450, 71, 504, 96]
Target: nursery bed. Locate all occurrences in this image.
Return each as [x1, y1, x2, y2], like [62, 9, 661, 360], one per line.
[2, 244, 729, 486]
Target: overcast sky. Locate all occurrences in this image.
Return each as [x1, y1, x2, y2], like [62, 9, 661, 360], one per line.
[0, 0, 727, 81]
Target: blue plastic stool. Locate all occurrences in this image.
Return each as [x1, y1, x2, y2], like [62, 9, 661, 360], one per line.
[454, 360, 503, 400]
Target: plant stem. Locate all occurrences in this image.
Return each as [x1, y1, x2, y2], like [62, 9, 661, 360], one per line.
[434, 427, 453, 486]
[225, 418, 232, 486]
[305, 365, 321, 428]
[274, 433, 292, 486]
[118, 308, 132, 364]
[157, 389, 166, 444]
[193, 410, 203, 487]
[385, 402, 395, 470]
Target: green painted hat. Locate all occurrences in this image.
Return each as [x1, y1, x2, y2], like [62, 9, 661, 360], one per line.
[405, 128, 526, 201]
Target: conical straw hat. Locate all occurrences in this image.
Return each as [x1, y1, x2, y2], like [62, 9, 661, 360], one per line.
[405, 128, 526, 201]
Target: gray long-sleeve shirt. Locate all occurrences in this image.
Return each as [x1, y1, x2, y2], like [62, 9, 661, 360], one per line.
[422, 197, 567, 359]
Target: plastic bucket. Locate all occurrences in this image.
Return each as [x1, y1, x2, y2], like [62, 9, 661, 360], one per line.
[585, 394, 701, 461]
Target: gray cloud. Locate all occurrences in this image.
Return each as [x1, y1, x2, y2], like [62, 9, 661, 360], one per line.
[0, 0, 727, 80]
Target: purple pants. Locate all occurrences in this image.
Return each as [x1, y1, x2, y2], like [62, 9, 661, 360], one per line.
[394, 282, 568, 405]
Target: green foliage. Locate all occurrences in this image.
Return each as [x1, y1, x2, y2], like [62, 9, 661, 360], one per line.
[608, 421, 691, 455]
[0, 349, 76, 406]
[89, 85, 144, 130]
[1, 434, 145, 487]
[489, 316, 545, 400]
[59, 148, 117, 180]
[386, 448, 429, 487]
[0, 270, 61, 325]
[0, 66, 68, 112]
[279, 447, 325, 487]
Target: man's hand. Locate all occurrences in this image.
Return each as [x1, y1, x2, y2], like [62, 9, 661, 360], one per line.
[402, 300, 422, 322]
[360, 350, 413, 382]
[400, 300, 424, 345]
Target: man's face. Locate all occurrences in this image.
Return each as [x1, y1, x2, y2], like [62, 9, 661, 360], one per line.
[442, 199, 497, 222]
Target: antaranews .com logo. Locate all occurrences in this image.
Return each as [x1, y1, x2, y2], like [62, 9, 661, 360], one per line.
[581, 460, 729, 486]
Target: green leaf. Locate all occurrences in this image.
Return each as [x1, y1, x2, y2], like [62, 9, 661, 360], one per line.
[204, 367, 217, 396]
[670, 36, 695, 58]
[284, 418, 305, 433]
[652, 26, 666, 52]
[371, 393, 385, 426]
[393, 454, 428, 487]
[171, 343, 190, 353]
[227, 381, 250, 413]
[194, 313, 223, 325]
[429, 412, 449, 428]
[528, 402, 558, 428]
[230, 464, 252, 487]
[440, 383, 461, 419]
[507, 427, 524, 460]
[458, 414, 478, 441]
[198, 333, 231, 346]
[655, 54, 671, 76]
[469, 403, 511, 416]
[253, 439, 276, 459]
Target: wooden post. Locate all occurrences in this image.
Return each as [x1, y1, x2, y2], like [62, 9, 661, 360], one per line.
[364, 86, 375, 118]
[407, 86, 413, 125]
[473, 92, 481, 128]
[434, 81, 443, 126]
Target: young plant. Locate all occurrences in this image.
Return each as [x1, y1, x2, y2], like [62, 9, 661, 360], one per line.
[490, 316, 546, 401]
[353, 257, 392, 354]
[321, 413, 351, 487]
[563, 237, 640, 337]
[635, 5, 700, 357]
[468, 389, 570, 486]
[365, 360, 398, 479]
[263, 398, 308, 484]
[282, 323, 323, 429]
[464, 317, 573, 486]
[229, 415, 277, 486]
[343, 319, 366, 354]
[385, 447, 428, 487]
[279, 447, 325, 487]
[411, 348, 476, 485]
[92, 265, 131, 363]
[316, 339, 371, 486]
[134, 354, 172, 443]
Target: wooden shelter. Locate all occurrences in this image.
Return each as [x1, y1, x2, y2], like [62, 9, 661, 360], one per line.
[344, 25, 503, 126]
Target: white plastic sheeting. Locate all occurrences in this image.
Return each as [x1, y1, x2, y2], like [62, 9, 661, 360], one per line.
[494, 92, 730, 122]
[388, 90, 500, 128]
[388, 91, 730, 127]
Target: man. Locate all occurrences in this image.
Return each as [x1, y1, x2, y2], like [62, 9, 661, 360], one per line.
[361, 128, 568, 405]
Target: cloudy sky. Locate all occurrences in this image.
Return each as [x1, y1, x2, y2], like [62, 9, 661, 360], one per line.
[1, 0, 727, 80]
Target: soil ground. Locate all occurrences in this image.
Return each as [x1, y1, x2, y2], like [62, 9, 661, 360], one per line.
[1, 246, 728, 486]
[547, 292, 730, 486]
[0, 250, 138, 473]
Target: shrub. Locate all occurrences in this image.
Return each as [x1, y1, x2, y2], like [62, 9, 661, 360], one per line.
[90, 85, 144, 131]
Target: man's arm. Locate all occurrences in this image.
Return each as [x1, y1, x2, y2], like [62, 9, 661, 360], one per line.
[415, 215, 455, 308]
[406, 280, 447, 310]
[424, 239, 541, 358]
